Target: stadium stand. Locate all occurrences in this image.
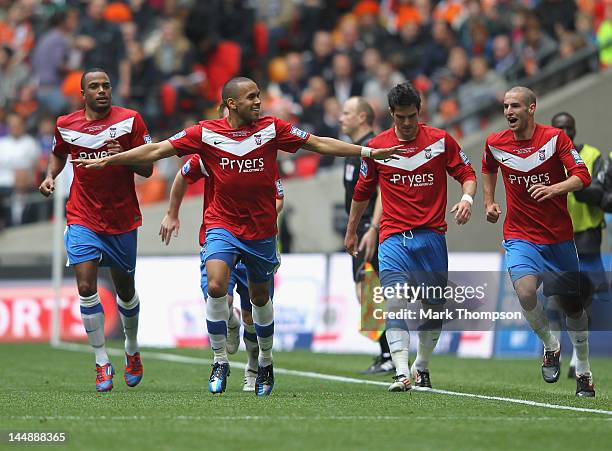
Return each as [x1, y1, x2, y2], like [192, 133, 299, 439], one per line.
[0, 0, 611, 234]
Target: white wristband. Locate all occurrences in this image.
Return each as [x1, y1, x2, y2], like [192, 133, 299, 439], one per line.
[360, 146, 373, 158]
[461, 194, 474, 205]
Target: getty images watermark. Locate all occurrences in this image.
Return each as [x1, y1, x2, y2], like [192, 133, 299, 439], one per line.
[370, 282, 523, 322]
[360, 270, 612, 332]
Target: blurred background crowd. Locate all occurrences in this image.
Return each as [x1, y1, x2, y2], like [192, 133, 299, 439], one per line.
[0, 0, 611, 231]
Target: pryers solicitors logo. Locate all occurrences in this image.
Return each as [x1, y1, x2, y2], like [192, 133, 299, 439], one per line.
[220, 156, 265, 173]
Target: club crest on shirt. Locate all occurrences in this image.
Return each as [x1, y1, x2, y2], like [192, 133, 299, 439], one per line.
[169, 130, 187, 141]
[570, 149, 584, 165]
[290, 126, 308, 139]
[360, 160, 368, 177]
[254, 133, 262, 146]
[109, 127, 117, 139]
[424, 148, 432, 159]
[538, 148, 545, 161]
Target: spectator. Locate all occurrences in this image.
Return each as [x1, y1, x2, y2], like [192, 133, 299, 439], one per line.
[0, 114, 40, 229]
[491, 34, 519, 80]
[147, 18, 201, 117]
[354, 1, 391, 52]
[363, 61, 405, 119]
[75, 0, 130, 99]
[128, 0, 158, 38]
[535, 0, 578, 39]
[447, 46, 471, 84]
[428, 68, 460, 128]
[0, 1, 35, 64]
[278, 52, 307, 105]
[304, 30, 335, 80]
[126, 41, 161, 127]
[335, 15, 366, 67]
[360, 47, 382, 85]
[556, 31, 598, 82]
[514, 14, 559, 78]
[147, 18, 195, 81]
[463, 19, 494, 61]
[301, 75, 336, 138]
[389, 19, 427, 80]
[458, 56, 506, 134]
[120, 21, 139, 49]
[13, 83, 39, 128]
[0, 45, 30, 109]
[31, 9, 78, 115]
[576, 11, 597, 45]
[329, 52, 363, 106]
[254, 0, 294, 56]
[421, 20, 456, 76]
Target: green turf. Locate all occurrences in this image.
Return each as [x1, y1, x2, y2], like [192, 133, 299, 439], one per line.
[1, 343, 611, 451]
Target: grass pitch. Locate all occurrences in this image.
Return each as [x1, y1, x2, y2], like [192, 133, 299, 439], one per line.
[1, 343, 611, 451]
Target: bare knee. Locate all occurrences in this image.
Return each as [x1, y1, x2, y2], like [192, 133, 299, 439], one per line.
[77, 280, 97, 297]
[250, 283, 270, 307]
[114, 281, 135, 302]
[557, 295, 583, 318]
[514, 277, 538, 309]
[208, 278, 229, 298]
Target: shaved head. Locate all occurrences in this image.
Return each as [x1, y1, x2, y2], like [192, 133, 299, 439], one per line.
[219, 76, 262, 126]
[506, 86, 536, 107]
[503, 86, 537, 139]
[221, 77, 256, 105]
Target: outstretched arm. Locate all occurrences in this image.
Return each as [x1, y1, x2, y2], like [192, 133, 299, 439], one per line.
[160, 171, 188, 245]
[105, 139, 153, 177]
[73, 140, 177, 169]
[39, 152, 68, 197]
[302, 134, 401, 160]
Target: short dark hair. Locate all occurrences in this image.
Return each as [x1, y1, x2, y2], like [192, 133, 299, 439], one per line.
[551, 111, 574, 123]
[388, 81, 421, 112]
[49, 10, 67, 28]
[80, 68, 109, 90]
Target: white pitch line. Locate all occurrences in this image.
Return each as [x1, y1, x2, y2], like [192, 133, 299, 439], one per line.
[54, 343, 612, 416]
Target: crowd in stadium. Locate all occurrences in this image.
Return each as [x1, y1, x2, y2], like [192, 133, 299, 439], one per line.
[0, 0, 611, 230]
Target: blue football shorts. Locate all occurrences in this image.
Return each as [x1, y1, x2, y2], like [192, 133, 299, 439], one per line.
[503, 239, 580, 297]
[64, 224, 137, 275]
[378, 228, 448, 305]
[202, 227, 279, 283]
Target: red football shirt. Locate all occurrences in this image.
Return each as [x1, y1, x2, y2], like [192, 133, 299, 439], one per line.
[353, 124, 476, 243]
[482, 124, 591, 244]
[168, 116, 307, 240]
[180, 154, 284, 245]
[53, 106, 151, 234]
